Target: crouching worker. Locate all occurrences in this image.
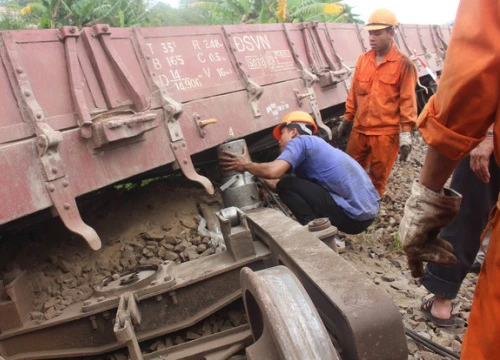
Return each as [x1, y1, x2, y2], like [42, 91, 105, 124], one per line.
[219, 111, 380, 234]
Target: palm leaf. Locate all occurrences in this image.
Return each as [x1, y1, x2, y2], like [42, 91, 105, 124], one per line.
[276, 0, 286, 22]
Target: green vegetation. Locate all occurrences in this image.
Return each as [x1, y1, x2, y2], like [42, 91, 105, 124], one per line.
[0, 0, 362, 30]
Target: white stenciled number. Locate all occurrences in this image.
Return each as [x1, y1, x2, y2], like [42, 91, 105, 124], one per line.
[161, 42, 176, 54]
[166, 55, 185, 67]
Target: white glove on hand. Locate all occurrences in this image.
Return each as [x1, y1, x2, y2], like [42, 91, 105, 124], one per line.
[399, 132, 412, 161]
[399, 181, 462, 277]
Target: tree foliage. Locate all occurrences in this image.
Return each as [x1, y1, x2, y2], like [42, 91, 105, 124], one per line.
[0, 0, 362, 29]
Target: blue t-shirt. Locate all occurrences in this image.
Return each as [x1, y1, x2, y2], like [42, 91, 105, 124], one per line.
[277, 136, 380, 221]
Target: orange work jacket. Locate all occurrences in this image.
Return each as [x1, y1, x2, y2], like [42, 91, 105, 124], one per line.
[344, 43, 417, 135]
[418, 0, 499, 162]
[417, 1, 499, 359]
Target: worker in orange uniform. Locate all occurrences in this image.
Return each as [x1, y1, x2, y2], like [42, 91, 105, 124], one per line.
[398, 0, 499, 358]
[338, 8, 417, 196]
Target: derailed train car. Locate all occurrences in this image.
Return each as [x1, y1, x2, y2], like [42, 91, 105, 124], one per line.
[0, 21, 450, 359]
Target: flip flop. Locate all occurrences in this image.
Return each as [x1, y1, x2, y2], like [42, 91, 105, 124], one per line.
[420, 297, 455, 327]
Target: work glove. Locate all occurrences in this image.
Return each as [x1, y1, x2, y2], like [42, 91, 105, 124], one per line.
[399, 132, 412, 162]
[337, 118, 352, 140]
[399, 181, 462, 278]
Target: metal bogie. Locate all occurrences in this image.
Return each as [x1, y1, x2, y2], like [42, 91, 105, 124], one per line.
[0, 242, 271, 359]
[245, 208, 409, 360]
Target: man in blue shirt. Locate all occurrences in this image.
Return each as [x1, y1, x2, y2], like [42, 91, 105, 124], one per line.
[220, 111, 380, 234]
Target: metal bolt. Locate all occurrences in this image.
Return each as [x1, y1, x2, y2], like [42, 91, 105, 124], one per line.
[16, 67, 23, 74]
[250, 89, 256, 95]
[146, 55, 151, 60]
[183, 160, 188, 165]
[169, 291, 178, 305]
[97, 296, 105, 302]
[48, 185, 55, 192]
[164, 275, 171, 282]
[173, 145, 177, 150]
[70, 27, 76, 34]
[63, 203, 70, 210]
[196, 114, 201, 120]
[103, 311, 110, 320]
[90, 315, 98, 330]
[63, 181, 69, 188]
[52, 168, 58, 174]
[36, 113, 42, 119]
[127, 123, 133, 128]
[24, 90, 31, 97]
[150, 280, 157, 286]
[174, 132, 179, 137]
[165, 105, 175, 115]
[103, 26, 108, 32]
[83, 300, 92, 306]
[181, 142, 186, 148]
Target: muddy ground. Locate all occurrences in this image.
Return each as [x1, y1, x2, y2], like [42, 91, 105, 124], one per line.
[0, 135, 475, 359]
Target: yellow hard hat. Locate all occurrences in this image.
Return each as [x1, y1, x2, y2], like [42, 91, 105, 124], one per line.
[365, 8, 398, 31]
[272, 111, 318, 140]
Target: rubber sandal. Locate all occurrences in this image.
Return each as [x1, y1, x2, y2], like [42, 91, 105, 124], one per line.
[420, 297, 455, 327]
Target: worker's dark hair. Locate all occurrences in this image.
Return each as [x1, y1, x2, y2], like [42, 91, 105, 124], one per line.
[287, 123, 312, 136]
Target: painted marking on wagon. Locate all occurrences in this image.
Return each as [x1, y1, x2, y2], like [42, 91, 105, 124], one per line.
[266, 103, 290, 117]
[233, 35, 271, 52]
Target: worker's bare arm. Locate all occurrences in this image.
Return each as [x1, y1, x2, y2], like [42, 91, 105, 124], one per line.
[219, 149, 290, 179]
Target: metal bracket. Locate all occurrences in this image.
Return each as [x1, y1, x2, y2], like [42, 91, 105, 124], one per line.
[294, 89, 313, 107]
[114, 292, 143, 360]
[0, 34, 101, 250]
[355, 23, 368, 52]
[162, 94, 214, 194]
[93, 24, 148, 112]
[223, 26, 263, 118]
[300, 69, 332, 140]
[432, 25, 448, 61]
[91, 111, 159, 148]
[246, 79, 263, 118]
[132, 28, 214, 195]
[58, 26, 93, 139]
[193, 112, 218, 138]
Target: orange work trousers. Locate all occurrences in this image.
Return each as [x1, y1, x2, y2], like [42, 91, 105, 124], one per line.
[345, 129, 399, 196]
[461, 203, 500, 359]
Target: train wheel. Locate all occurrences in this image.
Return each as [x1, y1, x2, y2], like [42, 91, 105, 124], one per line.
[240, 266, 340, 360]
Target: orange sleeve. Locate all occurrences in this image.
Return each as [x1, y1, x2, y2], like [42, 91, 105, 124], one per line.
[399, 59, 417, 132]
[344, 57, 362, 121]
[417, 0, 499, 160]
